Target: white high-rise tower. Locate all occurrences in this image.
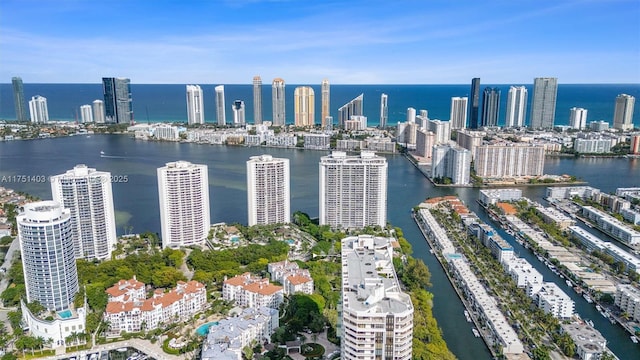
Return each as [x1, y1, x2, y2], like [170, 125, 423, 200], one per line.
[29, 95, 49, 123]
[569, 107, 588, 130]
[505, 86, 528, 128]
[215, 85, 226, 126]
[93, 99, 105, 124]
[51, 164, 117, 260]
[186, 85, 205, 125]
[450, 97, 468, 130]
[157, 161, 210, 248]
[246, 155, 290, 226]
[232, 100, 246, 126]
[80, 104, 93, 123]
[319, 151, 387, 229]
[380, 93, 388, 128]
[18, 201, 79, 311]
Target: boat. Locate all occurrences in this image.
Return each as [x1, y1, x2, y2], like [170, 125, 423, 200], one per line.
[100, 150, 105, 155]
[596, 305, 602, 312]
[566, 280, 572, 287]
[116, 348, 127, 352]
[631, 336, 638, 344]
[584, 294, 594, 303]
[464, 310, 471, 322]
[472, 328, 480, 337]
[586, 319, 594, 327]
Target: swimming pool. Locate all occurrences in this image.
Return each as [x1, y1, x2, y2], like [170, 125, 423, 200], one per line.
[196, 321, 219, 336]
[58, 310, 72, 319]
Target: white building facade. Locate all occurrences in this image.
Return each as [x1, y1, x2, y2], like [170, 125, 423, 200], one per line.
[29, 95, 49, 123]
[157, 161, 210, 248]
[246, 155, 290, 226]
[186, 84, 205, 125]
[50, 164, 117, 260]
[18, 201, 79, 311]
[319, 151, 387, 229]
[340, 235, 413, 360]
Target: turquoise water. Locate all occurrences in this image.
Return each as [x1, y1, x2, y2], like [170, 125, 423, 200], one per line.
[286, 239, 294, 244]
[58, 310, 72, 319]
[230, 236, 239, 243]
[196, 321, 219, 336]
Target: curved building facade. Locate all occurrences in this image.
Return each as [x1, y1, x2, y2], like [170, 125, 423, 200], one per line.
[18, 201, 79, 312]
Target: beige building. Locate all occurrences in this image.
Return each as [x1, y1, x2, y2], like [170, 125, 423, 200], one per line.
[294, 86, 315, 127]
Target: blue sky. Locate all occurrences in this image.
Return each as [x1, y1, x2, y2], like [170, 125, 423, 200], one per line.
[1, 0, 639, 84]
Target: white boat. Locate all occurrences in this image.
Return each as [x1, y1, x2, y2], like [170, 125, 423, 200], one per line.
[472, 328, 480, 337]
[100, 150, 105, 155]
[565, 280, 572, 287]
[464, 310, 471, 322]
[631, 336, 638, 344]
[586, 319, 594, 327]
[584, 294, 594, 303]
[596, 305, 602, 312]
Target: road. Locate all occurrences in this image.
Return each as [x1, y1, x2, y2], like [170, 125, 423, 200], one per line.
[0, 236, 19, 294]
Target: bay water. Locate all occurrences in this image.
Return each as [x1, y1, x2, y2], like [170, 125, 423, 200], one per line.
[1, 135, 639, 358]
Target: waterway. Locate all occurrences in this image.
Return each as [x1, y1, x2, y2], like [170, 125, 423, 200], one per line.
[1, 135, 639, 359]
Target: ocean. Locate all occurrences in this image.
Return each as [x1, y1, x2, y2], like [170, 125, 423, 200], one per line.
[1, 83, 639, 127]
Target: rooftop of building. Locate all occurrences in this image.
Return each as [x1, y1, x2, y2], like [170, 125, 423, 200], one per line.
[341, 235, 412, 315]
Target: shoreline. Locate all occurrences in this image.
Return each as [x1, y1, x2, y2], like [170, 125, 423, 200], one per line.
[411, 210, 499, 358]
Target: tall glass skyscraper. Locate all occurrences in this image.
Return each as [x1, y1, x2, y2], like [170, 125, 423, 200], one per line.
[613, 94, 635, 131]
[215, 85, 226, 126]
[469, 78, 480, 129]
[505, 86, 528, 128]
[102, 77, 132, 124]
[530, 77, 558, 129]
[272, 78, 286, 126]
[321, 79, 330, 128]
[338, 94, 364, 128]
[253, 76, 263, 124]
[18, 201, 79, 311]
[481, 87, 501, 127]
[380, 93, 388, 128]
[12, 76, 28, 122]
